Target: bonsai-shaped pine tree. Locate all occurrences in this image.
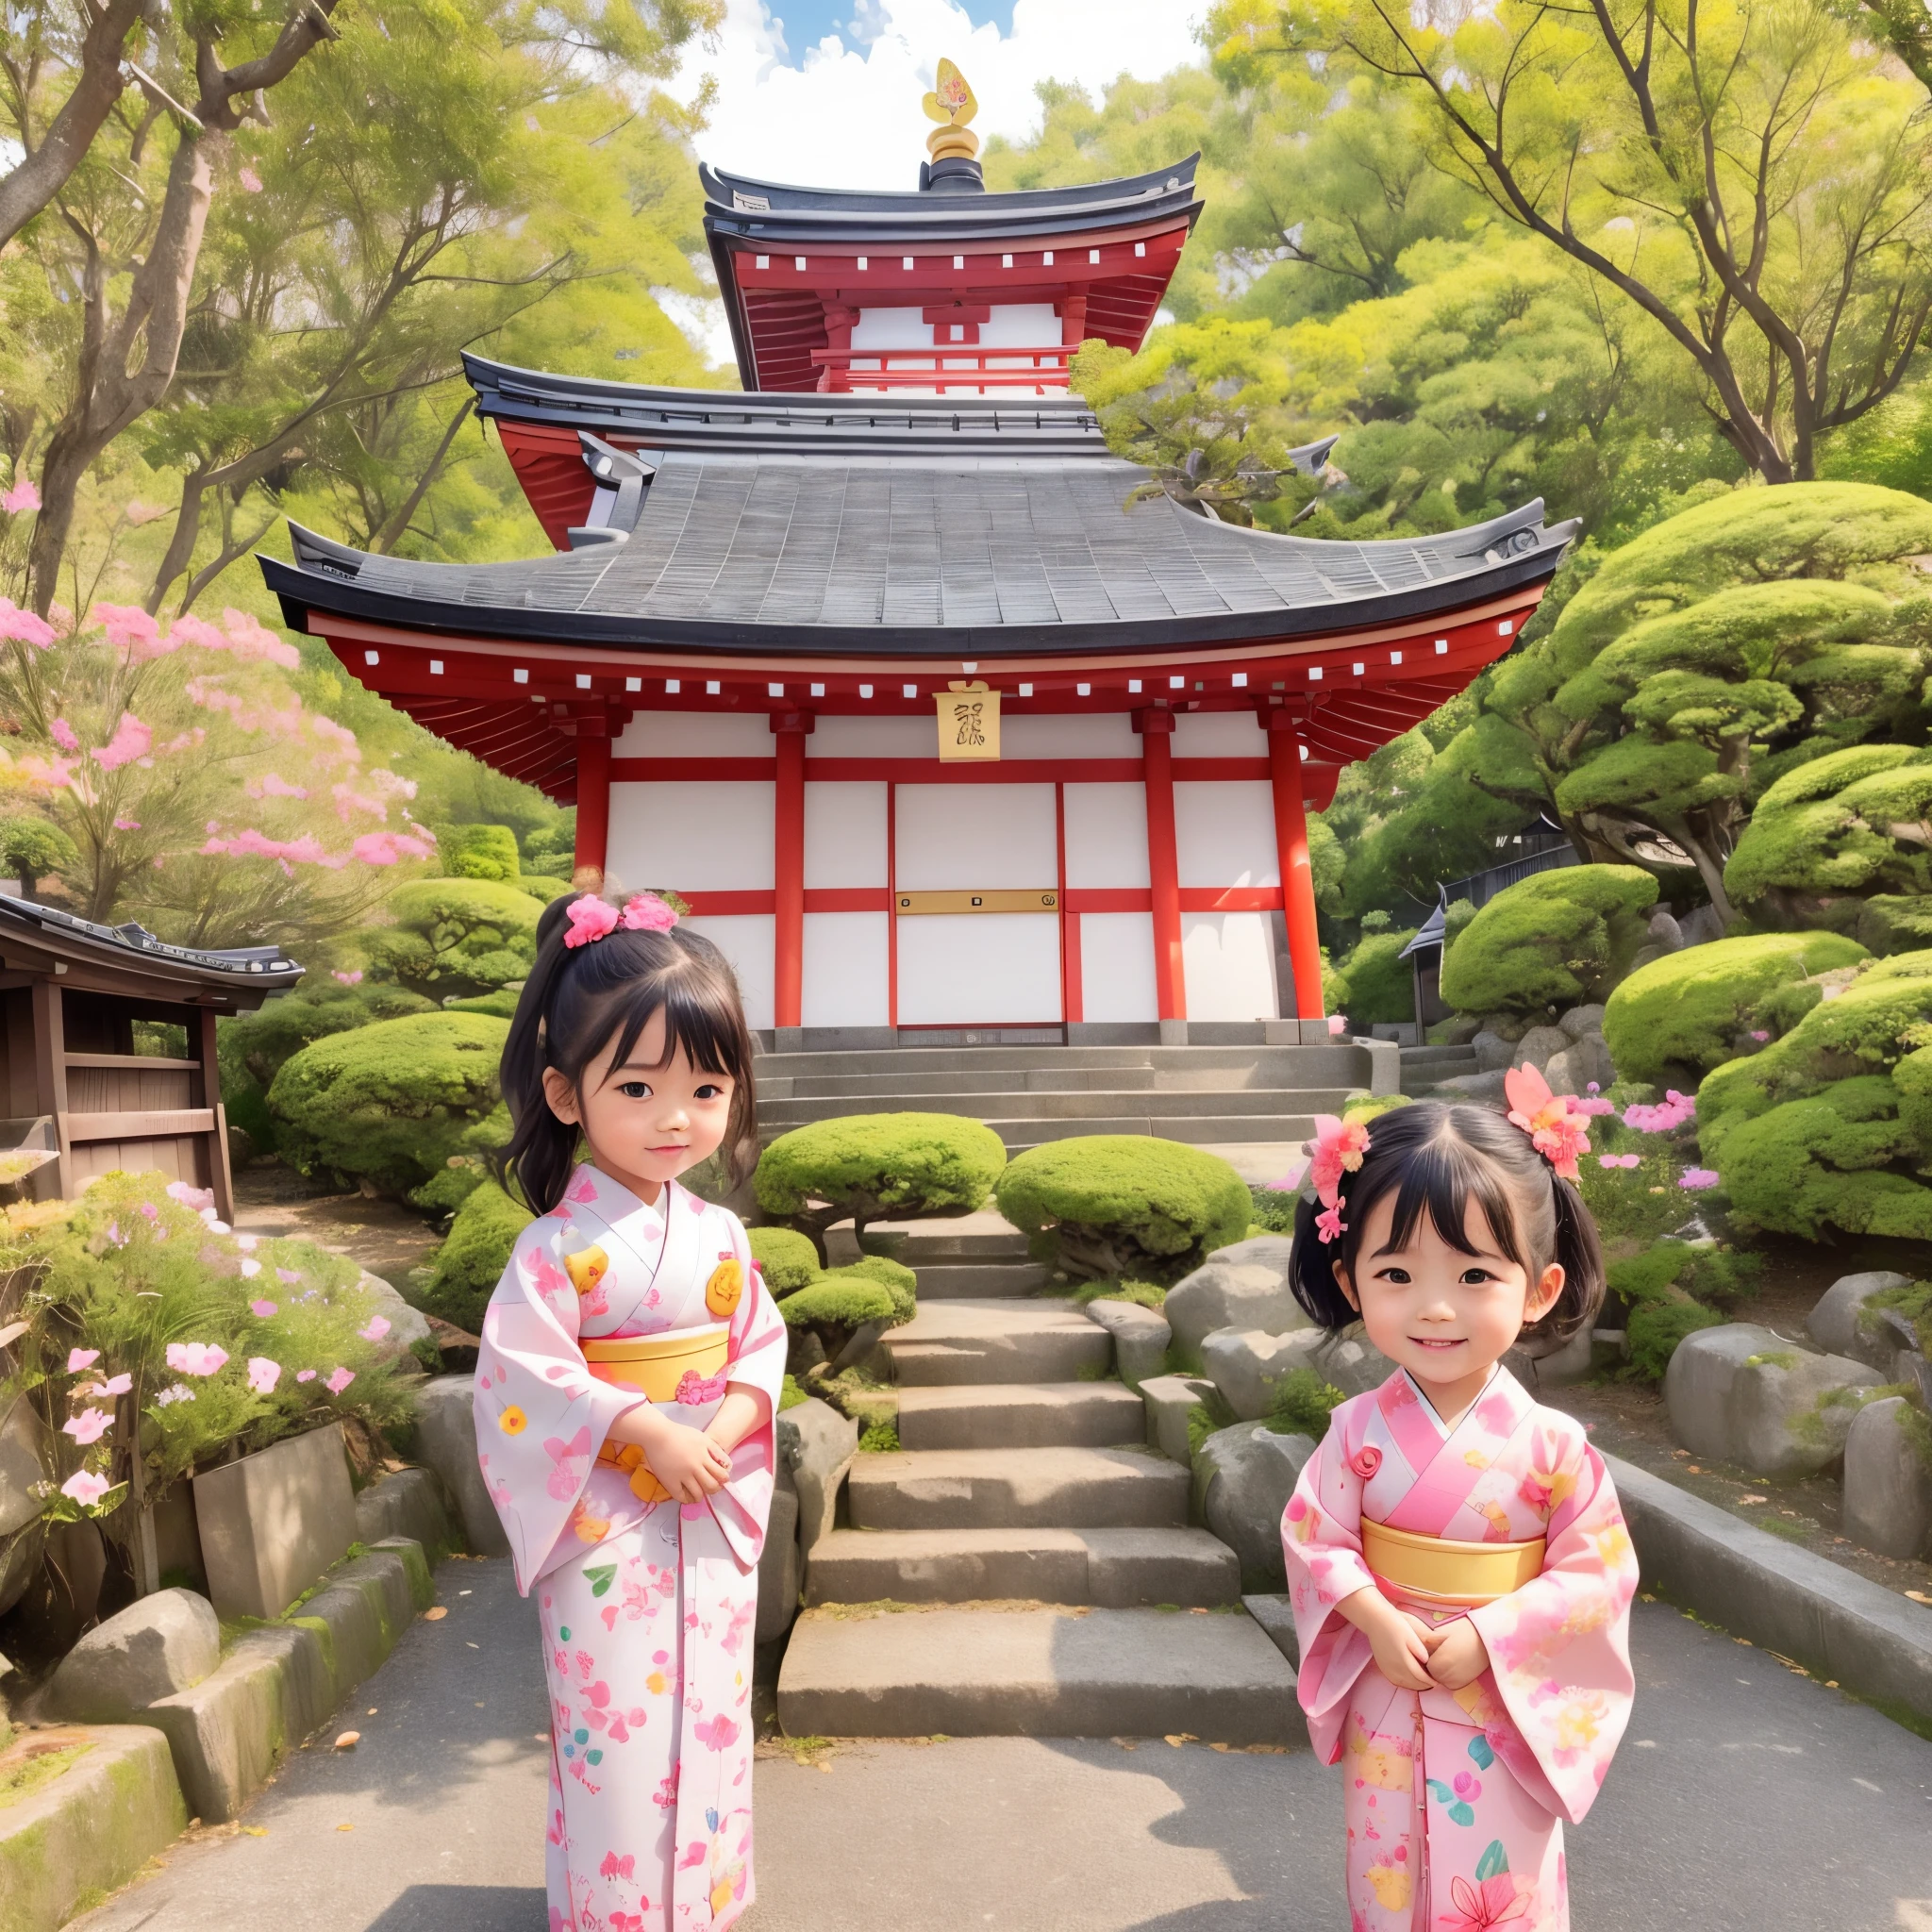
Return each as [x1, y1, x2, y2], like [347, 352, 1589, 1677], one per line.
[0, 815, 78, 899]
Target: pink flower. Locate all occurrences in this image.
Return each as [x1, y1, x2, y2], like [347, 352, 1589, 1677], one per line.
[350, 830, 435, 866]
[1442, 1872, 1530, 1931]
[1574, 1094, 1615, 1116]
[250, 1299, 278, 1318]
[619, 892, 678, 932]
[325, 1366, 355, 1394]
[296, 1369, 317, 1383]
[248, 773, 309, 801]
[1306, 1112, 1372, 1205]
[239, 1257, 261, 1277]
[358, 1316, 391, 1342]
[246, 1357, 282, 1394]
[239, 165, 263, 192]
[1623, 1091, 1696, 1134]
[113, 815, 141, 830]
[1750, 1029, 1770, 1043]
[2, 477, 41, 516]
[50, 718, 79, 751]
[67, 1348, 100, 1373]
[165, 1181, 215, 1214]
[1678, 1168, 1721, 1191]
[61, 1408, 111, 1444]
[92, 712, 152, 772]
[164, 1341, 228, 1377]
[1504, 1064, 1591, 1179]
[61, 1470, 110, 1507]
[276, 1268, 301, 1284]
[1596, 1153, 1641, 1169]
[563, 895, 621, 948]
[83, 1374, 132, 1398]
[0, 600, 57, 648]
[1314, 1203, 1347, 1244]
[333, 969, 363, 985]
[1347, 1444, 1382, 1479]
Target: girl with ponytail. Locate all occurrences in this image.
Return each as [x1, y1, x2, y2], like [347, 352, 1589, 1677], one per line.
[474, 889, 784, 1931]
[1279, 1075, 1637, 1932]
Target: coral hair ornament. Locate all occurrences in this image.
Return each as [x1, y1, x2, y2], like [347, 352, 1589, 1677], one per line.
[1305, 1111, 1373, 1242]
[1502, 1063, 1592, 1181]
[562, 891, 680, 949]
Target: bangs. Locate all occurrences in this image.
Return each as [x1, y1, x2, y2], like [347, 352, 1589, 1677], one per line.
[1360, 1120, 1530, 1276]
[598, 968, 749, 1086]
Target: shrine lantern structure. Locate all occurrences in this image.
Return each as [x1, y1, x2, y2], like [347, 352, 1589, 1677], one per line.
[262, 70, 1574, 1045]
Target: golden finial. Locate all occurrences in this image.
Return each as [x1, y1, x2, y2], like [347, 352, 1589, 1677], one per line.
[922, 58, 979, 165]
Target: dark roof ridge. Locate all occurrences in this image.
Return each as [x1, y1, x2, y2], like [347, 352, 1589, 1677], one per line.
[699, 153, 1199, 220]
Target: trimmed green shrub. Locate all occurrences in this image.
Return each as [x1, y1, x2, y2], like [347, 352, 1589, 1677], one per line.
[994, 1136, 1250, 1283]
[1606, 1240, 1760, 1312]
[445, 988, 524, 1017]
[778, 1271, 904, 1369]
[408, 1155, 491, 1216]
[1439, 865, 1657, 1017]
[755, 1112, 1007, 1262]
[1856, 894, 1932, 957]
[1603, 932, 1869, 1084]
[748, 1225, 821, 1295]
[365, 877, 544, 1001]
[268, 1011, 510, 1196]
[1248, 1185, 1298, 1234]
[1330, 928, 1418, 1025]
[839, 1253, 918, 1323]
[1265, 1366, 1343, 1439]
[1626, 1301, 1724, 1382]
[443, 824, 520, 882]
[420, 1177, 534, 1333]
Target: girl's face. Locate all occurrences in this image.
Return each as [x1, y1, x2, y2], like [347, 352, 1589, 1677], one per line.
[1333, 1188, 1563, 1407]
[541, 1009, 735, 1204]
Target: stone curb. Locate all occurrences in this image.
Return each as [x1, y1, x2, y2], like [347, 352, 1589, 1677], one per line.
[1607, 1453, 1932, 1728]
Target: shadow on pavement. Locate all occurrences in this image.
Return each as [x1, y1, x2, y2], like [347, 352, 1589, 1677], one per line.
[360, 1887, 545, 1932]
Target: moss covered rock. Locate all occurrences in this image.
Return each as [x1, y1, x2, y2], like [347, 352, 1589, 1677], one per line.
[778, 1270, 906, 1370]
[268, 1012, 510, 1196]
[421, 1177, 534, 1332]
[1439, 865, 1657, 1018]
[1603, 931, 1869, 1084]
[754, 1112, 1006, 1261]
[994, 1136, 1251, 1283]
[748, 1225, 821, 1295]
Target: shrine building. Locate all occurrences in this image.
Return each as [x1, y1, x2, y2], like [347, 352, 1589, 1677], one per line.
[262, 82, 1574, 1046]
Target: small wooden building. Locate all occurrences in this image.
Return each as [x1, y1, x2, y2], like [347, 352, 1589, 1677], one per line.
[0, 896, 302, 1220]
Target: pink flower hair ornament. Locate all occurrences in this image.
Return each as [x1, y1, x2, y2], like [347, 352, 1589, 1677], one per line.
[1502, 1063, 1592, 1182]
[562, 891, 678, 949]
[1305, 1111, 1373, 1243]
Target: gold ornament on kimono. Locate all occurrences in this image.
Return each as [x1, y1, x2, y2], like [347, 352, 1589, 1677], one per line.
[705, 1257, 744, 1318]
[563, 1245, 609, 1297]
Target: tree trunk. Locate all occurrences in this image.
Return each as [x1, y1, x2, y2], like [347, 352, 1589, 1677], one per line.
[146, 469, 211, 616]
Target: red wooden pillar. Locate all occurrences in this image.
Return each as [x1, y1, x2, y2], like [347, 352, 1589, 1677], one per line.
[1135, 709, 1186, 1023]
[1265, 710, 1326, 1021]
[574, 725, 611, 883]
[772, 711, 812, 1029]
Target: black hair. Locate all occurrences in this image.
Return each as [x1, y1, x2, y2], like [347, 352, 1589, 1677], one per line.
[495, 892, 758, 1216]
[1288, 1100, 1604, 1341]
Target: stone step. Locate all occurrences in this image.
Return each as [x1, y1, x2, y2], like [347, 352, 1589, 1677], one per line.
[997, 1112, 1323, 1151]
[882, 1300, 1111, 1387]
[759, 1088, 1352, 1125]
[847, 1447, 1190, 1530]
[757, 1042, 1369, 1077]
[897, 1382, 1146, 1451]
[784, 1066, 1343, 1097]
[870, 1217, 1030, 1263]
[805, 1525, 1241, 1607]
[912, 1260, 1052, 1299]
[775, 1604, 1305, 1743]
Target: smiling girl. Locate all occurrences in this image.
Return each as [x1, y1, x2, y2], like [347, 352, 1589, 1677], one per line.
[474, 891, 786, 1932]
[1281, 1074, 1639, 1932]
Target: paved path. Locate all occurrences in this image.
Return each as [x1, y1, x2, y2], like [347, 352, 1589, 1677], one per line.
[72, 1557, 1932, 1932]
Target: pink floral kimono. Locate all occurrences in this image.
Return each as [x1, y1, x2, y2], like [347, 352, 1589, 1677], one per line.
[1282, 1367, 1638, 1932]
[474, 1166, 787, 1932]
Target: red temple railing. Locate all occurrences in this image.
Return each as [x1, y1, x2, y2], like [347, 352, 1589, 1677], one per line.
[811, 345, 1074, 393]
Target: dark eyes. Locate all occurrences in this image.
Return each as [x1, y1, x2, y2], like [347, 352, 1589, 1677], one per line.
[1380, 1267, 1411, 1284]
[693, 1083, 724, 1101]
[616, 1081, 653, 1099]
[1459, 1268, 1496, 1285]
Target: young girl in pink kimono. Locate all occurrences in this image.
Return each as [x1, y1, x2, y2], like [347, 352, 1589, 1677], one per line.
[472, 891, 787, 1932]
[1281, 1073, 1639, 1932]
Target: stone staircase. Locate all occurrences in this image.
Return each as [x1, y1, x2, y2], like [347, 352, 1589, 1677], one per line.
[775, 1222, 1304, 1743]
[1399, 1041, 1479, 1095]
[756, 1040, 1370, 1153]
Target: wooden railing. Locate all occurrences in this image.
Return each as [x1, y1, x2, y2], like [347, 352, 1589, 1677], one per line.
[810, 345, 1074, 393]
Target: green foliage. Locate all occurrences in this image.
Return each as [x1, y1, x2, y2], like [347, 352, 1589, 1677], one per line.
[1440, 865, 1657, 1017]
[0, 815, 78, 892]
[837, 1255, 918, 1324]
[221, 982, 437, 1100]
[268, 1012, 509, 1196]
[1626, 1302, 1726, 1383]
[1186, 1386, 1240, 1457]
[857, 1414, 901, 1454]
[1265, 1367, 1344, 1439]
[1330, 927, 1418, 1025]
[748, 1226, 821, 1297]
[1070, 1280, 1168, 1309]
[1248, 1185, 1300, 1234]
[994, 1136, 1251, 1283]
[364, 878, 543, 1001]
[408, 1155, 492, 1217]
[1603, 932, 1870, 1083]
[1606, 1240, 1760, 1311]
[778, 1374, 808, 1414]
[420, 1177, 533, 1333]
[1861, 1280, 1932, 1355]
[754, 1113, 1007, 1258]
[777, 1268, 910, 1366]
[1574, 1145, 1699, 1248]
[442, 825, 520, 882]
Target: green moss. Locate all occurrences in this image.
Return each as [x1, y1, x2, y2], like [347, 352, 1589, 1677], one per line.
[1265, 1367, 1343, 1439]
[835, 1256, 917, 1324]
[856, 1415, 900, 1453]
[1606, 1241, 1760, 1309]
[749, 1225, 821, 1295]
[1070, 1279, 1167, 1309]
[1861, 1280, 1932, 1354]
[1603, 932, 1869, 1084]
[994, 1136, 1250, 1283]
[1186, 1387, 1240, 1457]
[1439, 864, 1657, 1017]
[0, 1742, 92, 1809]
[1247, 1186, 1300, 1234]
[1626, 1300, 1724, 1381]
[1743, 1351, 1802, 1371]
[443, 987, 524, 1017]
[779, 1374, 808, 1412]
[421, 1178, 533, 1331]
[269, 1011, 510, 1195]
[443, 824, 521, 882]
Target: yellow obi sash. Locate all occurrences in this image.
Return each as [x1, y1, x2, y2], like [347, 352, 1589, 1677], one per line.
[585, 1325, 731, 1504]
[1361, 1518, 1545, 1608]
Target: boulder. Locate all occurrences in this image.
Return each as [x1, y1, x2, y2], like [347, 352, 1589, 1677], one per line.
[1644, 908, 1685, 955]
[0, 1393, 52, 1618]
[1202, 1326, 1314, 1423]
[1164, 1239, 1307, 1359]
[45, 1587, 220, 1722]
[1511, 1025, 1571, 1072]
[756, 1473, 802, 1644]
[1193, 1422, 1318, 1591]
[354, 1466, 456, 1554]
[1471, 1030, 1514, 1074]
[1430, 1070, 1508, 1106]
[1443, 1016, 1483, 1047]
[1084, 1299, 1171, 1389]
[1842, 1397, 1932, 1560]
[1140, 1373, 1217, 1468]
[778, 1396, 857, 1557]
[354, 1268, 435, 1362]
[1678, 904, 1726, 947]
[1507, 1324, 1596, 1390]
[413, 1374, 510, 1557]
[1544, 1034, 1616, 1098]
[1309, 1324, 1398, 1400]
[1807, 1271, 1916, 1371]
[1663, 1323, 1877, 1479]
[1559, 1004, 1607, 1041]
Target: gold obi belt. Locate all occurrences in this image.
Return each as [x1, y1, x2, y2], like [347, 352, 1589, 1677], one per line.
[584, 1325, 730, 1503]
[1361, 1518, 1546, 1609]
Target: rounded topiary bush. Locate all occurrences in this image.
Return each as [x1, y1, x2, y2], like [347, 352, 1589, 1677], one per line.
[755, 1111, 1007, 1261]
[1440, 864, 1657, 1018]
[748, 1225, 821, 1295]
[268, 1011, 510, 1196]
[1603, 931, 1869, 1084]
[1331, 929, 1418, 1026]
[994, 1135, 1250, 1283]
[365, 877, 544, 1001]
[779, 1267, 911, 1373]
[420, 1177, 534, 1332]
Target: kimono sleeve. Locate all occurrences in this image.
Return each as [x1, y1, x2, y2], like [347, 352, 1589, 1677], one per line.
[473, 1214, 649, 1595]
[1466, 1415, 1639, 1824]
[703, 1207, 789, 1574]
[1281, 1392, 1382, 1768]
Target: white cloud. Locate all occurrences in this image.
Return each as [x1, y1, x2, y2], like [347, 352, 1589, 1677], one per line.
[676, 0, 1208, 193]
